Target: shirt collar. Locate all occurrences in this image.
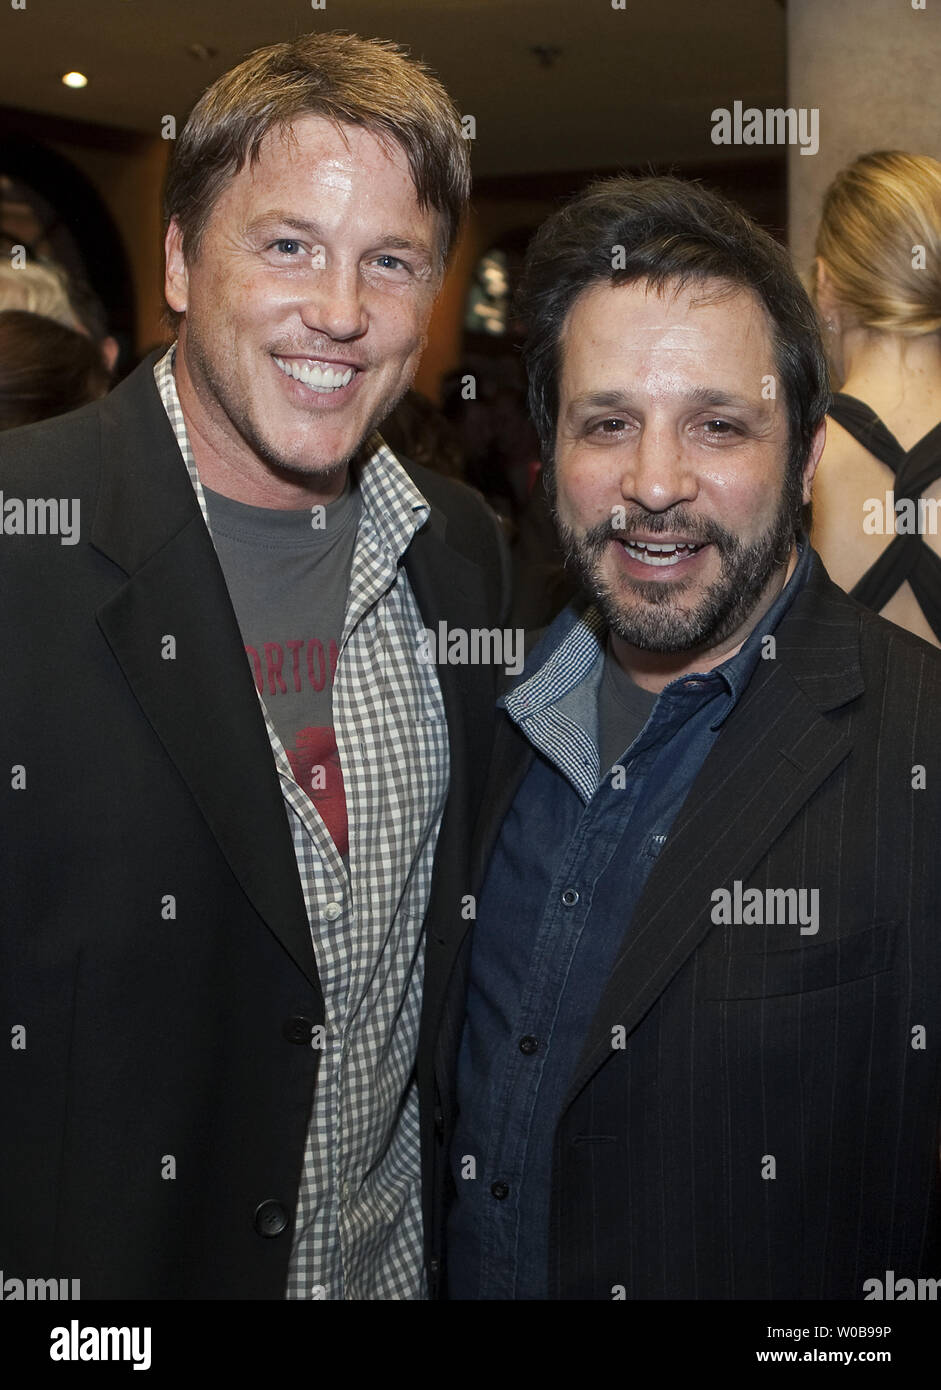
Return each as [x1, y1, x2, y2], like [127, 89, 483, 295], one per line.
[506, 536, 812, 730]
[153, 343, 429, 560]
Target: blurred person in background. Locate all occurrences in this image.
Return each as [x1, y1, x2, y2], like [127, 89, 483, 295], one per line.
[442, 354, 538, 533]
[0, 309, 110, 428]
[0, 259, 82, 329]
[811, 151, 941, 645]
[66, 273, 122, 377]
[0, 256, 120, 374]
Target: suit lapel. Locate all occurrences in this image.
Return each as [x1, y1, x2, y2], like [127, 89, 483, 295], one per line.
[90, 356, 320, 989]
[471, 713, 534, 891]
[403, 506, 511, 959]
[562, 563, 865, 1107]
[402, 511, 487, 781]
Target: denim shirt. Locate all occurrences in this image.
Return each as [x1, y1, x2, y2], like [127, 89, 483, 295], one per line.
[447, 541, 811, 1299]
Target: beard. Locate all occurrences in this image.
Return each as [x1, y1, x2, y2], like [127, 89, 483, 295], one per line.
[553, 468, 802, 654]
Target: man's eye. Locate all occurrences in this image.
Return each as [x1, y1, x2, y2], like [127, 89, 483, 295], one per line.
[703, 418, 738, 436]
[271, 239, 302, 255]
[373, 254, 407, 271]
[590, 418, 627, 434]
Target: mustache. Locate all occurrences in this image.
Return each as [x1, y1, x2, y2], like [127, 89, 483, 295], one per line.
[579, 508, 738, 552]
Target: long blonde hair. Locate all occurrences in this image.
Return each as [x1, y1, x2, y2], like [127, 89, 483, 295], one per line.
[815, 150, 941, 336]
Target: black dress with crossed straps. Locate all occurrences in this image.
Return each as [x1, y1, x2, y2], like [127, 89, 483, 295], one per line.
[828, 391, 941, 642]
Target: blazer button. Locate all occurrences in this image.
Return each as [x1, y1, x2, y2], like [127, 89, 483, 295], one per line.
[254, 1200, 289, 1238]
[283, 1015, 315, 1045]
[490, 1181, 510, 1200]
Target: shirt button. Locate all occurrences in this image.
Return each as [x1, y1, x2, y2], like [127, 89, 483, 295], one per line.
[490, 1181, 510, 1200]
[324, 901, 342, 921]
[561, 888, 579, 907]
[518, 1035, 539, 1055]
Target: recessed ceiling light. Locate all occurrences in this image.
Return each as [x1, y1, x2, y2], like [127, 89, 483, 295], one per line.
[61, 71, 88, 89]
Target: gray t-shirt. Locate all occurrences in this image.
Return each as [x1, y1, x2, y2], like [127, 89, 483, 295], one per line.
[203, 479, 361, 854]
[597, 639, 658, 776]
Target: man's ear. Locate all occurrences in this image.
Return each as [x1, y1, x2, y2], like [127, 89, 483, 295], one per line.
[164, 218, 189, 315]
[802, 417, 827, 504]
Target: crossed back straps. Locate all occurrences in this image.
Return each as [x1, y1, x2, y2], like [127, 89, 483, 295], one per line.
[828, 391, 941, 642]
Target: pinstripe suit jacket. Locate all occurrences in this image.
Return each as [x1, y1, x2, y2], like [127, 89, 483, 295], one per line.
[433, 550, 941, 1299]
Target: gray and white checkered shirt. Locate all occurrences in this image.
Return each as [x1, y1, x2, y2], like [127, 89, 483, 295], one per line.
[154, 346, 449, 1299]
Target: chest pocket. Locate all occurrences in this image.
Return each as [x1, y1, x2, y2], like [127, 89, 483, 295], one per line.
[697, 921, 895, 1000]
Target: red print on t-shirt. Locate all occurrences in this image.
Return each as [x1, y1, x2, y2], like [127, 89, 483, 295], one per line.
[286, 726, 349, 855]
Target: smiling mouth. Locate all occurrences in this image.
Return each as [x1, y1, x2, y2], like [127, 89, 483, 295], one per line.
[273, 355, 356, 393]
[618, 538, 706, 568]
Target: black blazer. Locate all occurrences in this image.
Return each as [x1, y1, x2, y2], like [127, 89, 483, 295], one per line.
[435, 555, 941, 1299]
[0, 353, 508, 1299]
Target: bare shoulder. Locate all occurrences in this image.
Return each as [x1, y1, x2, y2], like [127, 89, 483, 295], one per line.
[810, 417, 892, 591]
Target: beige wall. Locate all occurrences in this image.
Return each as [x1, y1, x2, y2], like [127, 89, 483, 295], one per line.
[788, 0, 941, 277]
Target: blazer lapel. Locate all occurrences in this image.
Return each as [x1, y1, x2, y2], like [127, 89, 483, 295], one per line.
[563, 564, 864, 1107]
[471, 712, 534, 891]
[90, 357, 320, 989]
[403, 511, 489, 784]
[402, 505, 513, 959]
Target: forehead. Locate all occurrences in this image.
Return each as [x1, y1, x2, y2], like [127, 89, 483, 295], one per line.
[207, 113, 427, 224]
[558, 277, 775, 393]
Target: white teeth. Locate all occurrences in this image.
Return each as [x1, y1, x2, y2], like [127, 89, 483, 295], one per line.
[274, 357, 355, 392]
[620, 539, 702, 568]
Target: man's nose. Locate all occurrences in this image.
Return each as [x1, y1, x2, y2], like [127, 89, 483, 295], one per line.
[619, 421, 697, 513]
[298, 258, 367, 341]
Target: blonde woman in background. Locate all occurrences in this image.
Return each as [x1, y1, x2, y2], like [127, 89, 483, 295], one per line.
[0, 259, 82, 328]
[811, 150, 941, 645]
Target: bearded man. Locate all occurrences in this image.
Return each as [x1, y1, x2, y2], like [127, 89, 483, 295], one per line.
[442, 175, 941, 1301]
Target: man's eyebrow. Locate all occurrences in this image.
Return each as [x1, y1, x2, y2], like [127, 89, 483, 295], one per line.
[683, 386, 767, 411]
[245, 213, 323, 237]
[243, 215, 434, 260]
[565, 386, 768, 413]
[565, 390, 634, 413]
[368, 233, 435, 260]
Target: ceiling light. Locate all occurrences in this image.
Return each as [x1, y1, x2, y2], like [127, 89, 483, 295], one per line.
[61, 72, 88, 89]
